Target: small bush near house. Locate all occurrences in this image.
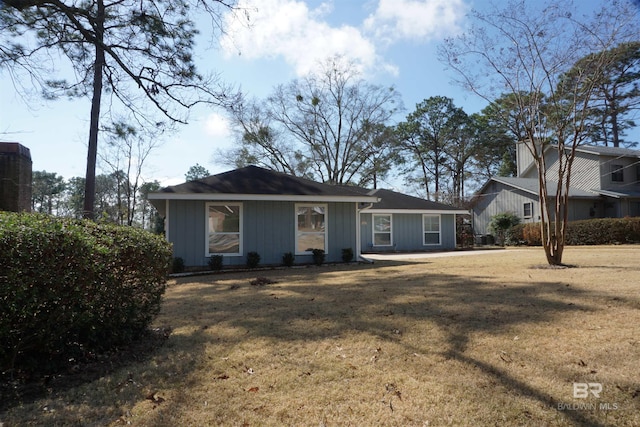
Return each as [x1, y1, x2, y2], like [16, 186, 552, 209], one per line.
[247, 251, 261, 268]
[172, 256, 186, 273]
[208, 254, 224, 271]
[488, 212, 521, 246]
[312, 248, 325, 266]
[341, 248, 354, 263]
[282, 252, 295, 267]
[504, 224, 525, 246]
[0, 212, 172, 377]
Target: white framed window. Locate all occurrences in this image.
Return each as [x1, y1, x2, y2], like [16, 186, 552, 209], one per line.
[523, 202, 533, 218]
[206, 203, 242, 256]
[423, 214, 441, 245]
[373, 214, 393, 246]
[296, 204, 327, 254]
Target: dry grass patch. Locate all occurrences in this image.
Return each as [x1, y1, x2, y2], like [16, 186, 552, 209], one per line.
[2, 246, 639, 426]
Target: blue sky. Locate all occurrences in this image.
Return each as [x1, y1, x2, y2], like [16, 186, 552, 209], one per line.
[1, 0, 637, 188]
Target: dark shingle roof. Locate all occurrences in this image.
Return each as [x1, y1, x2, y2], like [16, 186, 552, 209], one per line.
[367, 188, 466, 211]
[348, 187, 467, 211]
[576, 145, 640, 157]
[155, 165, 367, 198]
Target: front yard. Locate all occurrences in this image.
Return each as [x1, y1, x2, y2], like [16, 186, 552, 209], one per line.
[2, 246, 639, 426]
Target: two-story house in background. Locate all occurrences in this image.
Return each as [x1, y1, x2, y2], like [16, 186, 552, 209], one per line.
[472, 143, 640, 235]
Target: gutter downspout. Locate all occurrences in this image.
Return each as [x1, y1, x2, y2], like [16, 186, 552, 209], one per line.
[165, 199, 170, 242]
[357, 201, 376, 263]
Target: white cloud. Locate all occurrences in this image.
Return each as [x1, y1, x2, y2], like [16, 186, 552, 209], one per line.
[220, 0, 392, 77]
[203, 113, 231, 138]
[363, 0, 467, 45]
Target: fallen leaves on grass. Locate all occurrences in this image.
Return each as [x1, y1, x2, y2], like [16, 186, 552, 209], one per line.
[250, 277, 277, 286]
[145, 392, 165, 404]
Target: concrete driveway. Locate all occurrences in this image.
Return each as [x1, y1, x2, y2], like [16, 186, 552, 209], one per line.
[362, 248, 506, 261]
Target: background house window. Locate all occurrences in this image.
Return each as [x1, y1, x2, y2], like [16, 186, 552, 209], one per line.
[423, 215, 441, 245]
[373, 214, 392, 246]
[611, 164, 624, 182]
[523, 202, 533, 218]
[207, 204, 242, 255]
[296, 204, 327, 254]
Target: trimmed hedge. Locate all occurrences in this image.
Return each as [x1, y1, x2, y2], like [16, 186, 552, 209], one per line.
[0, 213, 172, 375]
[506, 217, 640, 246]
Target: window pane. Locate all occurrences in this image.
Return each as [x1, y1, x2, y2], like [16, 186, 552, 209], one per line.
[209, 205, 240, 232]
[374, 233, 391, 246]
[424, 233, 440, 245]
[611, 165, 624, 182]
[297, 206, 325, 232]
[209, 233, 240, 254]
[423, 215, 440, 232]
[297, 233, 325, 253]
[374, 215, 391, 232]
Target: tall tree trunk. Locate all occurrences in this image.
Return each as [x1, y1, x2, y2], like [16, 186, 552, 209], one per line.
[83, 0, 105, 219]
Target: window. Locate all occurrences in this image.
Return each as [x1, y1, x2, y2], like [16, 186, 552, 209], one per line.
[207, 203, 242, 255]
[296, 204, 327, 254]
[523, 202, 533, 218]
[373, 214, 392, 246]
[423, 215, 441, 245]
[611, 164, 624, 182]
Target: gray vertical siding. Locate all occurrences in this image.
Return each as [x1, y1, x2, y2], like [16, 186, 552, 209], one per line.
[243, 200, 295, 266]
[360, 212, 457, 252]
[473, 182, 539, 235]
[167, 199, 357, 267]
[326, 202, 357, 262]
[516, 142, 534, 176]
[473, 182, 601, 235]
[168, 200, 207, 266]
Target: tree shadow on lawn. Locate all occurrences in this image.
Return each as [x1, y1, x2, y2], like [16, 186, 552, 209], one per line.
[8, 260, 632, 425]
[154, 261, 626, 426]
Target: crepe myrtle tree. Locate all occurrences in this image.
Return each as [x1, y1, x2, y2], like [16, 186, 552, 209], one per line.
[440, 0, 640, 265]
[0, 0, 244, 219]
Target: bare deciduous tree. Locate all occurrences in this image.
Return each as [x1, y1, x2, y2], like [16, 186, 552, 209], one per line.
[222, 56, 402, 185]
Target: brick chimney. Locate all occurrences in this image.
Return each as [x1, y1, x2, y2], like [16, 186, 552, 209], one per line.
[0, 142, 32, 212]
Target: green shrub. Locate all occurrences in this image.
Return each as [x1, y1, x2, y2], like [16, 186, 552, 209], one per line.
[505, 223, 526, 245]
[171, 256, 185, 273]
[208, 254, 224, 271]
[247, 251, 261, 268]
[567, 217, 640, 245]
[312, 248, 325, 266]
[488, 212, 521, 245]
[341, 248, 354, 263]
[0, 212, 172, 376]
[505, 218, 640, 246]
[282, 252, 295, 267]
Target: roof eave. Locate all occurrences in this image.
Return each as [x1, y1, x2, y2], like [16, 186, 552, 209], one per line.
[364, 208, 470, 215]
[148, 192, 379, 203]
